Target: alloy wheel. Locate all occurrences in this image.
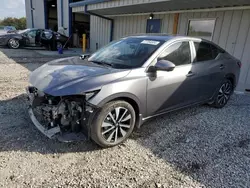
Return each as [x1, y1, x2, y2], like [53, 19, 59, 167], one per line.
[101, 107, 132, 143]
[9, 39, 20, 49]
[217, 82, 232, 106]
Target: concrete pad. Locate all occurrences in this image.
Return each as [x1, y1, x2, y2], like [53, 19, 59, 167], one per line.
[35, 48, 87, 57]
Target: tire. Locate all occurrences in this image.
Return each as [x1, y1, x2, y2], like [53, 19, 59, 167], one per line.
[91, 101, 136, 148]
[8, 38, 20, 49]
[209, 79, 233, 108]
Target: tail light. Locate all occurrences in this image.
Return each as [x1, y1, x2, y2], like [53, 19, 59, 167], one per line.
[237, 61, 242, 68]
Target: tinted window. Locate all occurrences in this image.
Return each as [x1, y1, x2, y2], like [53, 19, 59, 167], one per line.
[194, 42, 213, 62]
[159, 41, 191, 66]
[211, 44, 224, 59]
[194, 42, 224, 62]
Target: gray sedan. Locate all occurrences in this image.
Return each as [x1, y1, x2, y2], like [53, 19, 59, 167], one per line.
[26, 35, 241, 147]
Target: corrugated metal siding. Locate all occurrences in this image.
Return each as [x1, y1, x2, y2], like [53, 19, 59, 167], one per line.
[90, 13, 174, 51]
[72, 6, 85, 13]
[113, 14, 174, 40]
[25, 0, 32, 28]
[177, 10, 250, 91]
[90, 16, 111, 52]
[90, 9, 250, 91]
[57, 0, 70, 36]
[32, 0, 45, 28]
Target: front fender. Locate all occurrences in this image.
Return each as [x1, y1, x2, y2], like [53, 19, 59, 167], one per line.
[88, 69, 148, 117]
[95, 92, 143, 114]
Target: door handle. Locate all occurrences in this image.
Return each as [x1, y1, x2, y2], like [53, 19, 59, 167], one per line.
[186, 71, 195, 77]
[220, 64, 225, 70]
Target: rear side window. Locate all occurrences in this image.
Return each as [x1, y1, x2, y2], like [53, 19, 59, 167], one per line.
[194, 42, 223, 62]
[194, 42, 213, 62]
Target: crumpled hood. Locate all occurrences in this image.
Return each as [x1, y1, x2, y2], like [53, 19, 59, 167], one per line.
[29, 57, 130, 96]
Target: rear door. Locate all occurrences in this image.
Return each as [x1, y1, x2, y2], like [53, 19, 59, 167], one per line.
[190, 40, 225, 100]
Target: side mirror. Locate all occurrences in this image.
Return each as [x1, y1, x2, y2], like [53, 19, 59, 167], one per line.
[80, 54, 91, 60]
[149, 59, 175, 72]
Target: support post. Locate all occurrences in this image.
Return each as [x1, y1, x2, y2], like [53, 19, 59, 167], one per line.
[82, 34, 86, 52]
[173, 13, 179, 34]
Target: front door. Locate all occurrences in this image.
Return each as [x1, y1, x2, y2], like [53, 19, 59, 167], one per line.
[146, 41, 198, 116]
[25, 30, 38, 46]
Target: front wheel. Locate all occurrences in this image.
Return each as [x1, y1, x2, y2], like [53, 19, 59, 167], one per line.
[210, 79, 233, 108]
[91, 101, 136, 148]
[8, 38, 20, 49]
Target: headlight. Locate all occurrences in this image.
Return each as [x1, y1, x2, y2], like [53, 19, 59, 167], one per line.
[0, 36, 6, 39]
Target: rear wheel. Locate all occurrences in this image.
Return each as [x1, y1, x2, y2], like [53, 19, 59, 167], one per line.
[210, 79, 233, 108]
[8, 38, 20, 49]
[91, 101, 136, 148]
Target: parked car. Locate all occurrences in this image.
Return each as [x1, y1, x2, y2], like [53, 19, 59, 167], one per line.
[0, 28, 69, 50]
[0, 26, 16, 34]
[26, 35, 241, 147]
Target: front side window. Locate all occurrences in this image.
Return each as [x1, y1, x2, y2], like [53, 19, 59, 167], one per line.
[187, 19, 216, 40]
[89, 38, 164, 69]
[159, 41, 191, 66]
[27, 30, 37, 38]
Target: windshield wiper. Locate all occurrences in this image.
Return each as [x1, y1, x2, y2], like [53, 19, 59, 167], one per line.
[90, 60, 113, 67]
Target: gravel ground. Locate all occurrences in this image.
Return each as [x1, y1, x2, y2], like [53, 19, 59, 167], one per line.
[0, 48, 250, 188]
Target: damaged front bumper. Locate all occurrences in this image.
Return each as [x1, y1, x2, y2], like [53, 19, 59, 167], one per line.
[28, 108, 61, 139]
[26, 86, 95, 142]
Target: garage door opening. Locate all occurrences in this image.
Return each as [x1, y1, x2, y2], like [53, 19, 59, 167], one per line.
[71, 12, 90, 49]
[45, 0, 58, 31]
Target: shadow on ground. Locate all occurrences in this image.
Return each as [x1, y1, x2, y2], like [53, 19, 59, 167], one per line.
[0, 93, 250, 187]
[0, 47, 81, 72]
[1, 47, 250, 187]
[0, 94, 100, 154]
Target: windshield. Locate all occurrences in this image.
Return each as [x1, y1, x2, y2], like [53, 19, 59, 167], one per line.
[88, 37, 164, 69]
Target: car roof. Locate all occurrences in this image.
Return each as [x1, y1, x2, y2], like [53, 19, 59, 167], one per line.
[126, 34, 224, 49]
[126, 34, 209, 42]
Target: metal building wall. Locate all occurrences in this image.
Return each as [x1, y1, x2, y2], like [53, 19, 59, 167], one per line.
[90, 13, 174, 51]
[25, 0, 45, 28]
[113, 14, 174, 39]
[57, 0, 70, 36]
[90, 8, 250, 91]
[177, 10, 250, 91]
[90, 16, 111, 52]
[25, 0, 33, 28]
[33, 0, 46, 28]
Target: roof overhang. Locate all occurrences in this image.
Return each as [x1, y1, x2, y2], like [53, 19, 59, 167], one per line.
[69, 0, 112, 8]
[72, 0, 250, 16]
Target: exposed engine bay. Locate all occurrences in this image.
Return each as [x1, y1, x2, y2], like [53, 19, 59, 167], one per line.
[26, 86, 95, 141]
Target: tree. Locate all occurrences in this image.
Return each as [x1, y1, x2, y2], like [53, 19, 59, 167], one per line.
[0, 17, 26, 30]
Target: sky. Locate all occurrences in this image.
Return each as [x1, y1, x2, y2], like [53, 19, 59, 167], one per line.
[0, 0, 26, 19]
